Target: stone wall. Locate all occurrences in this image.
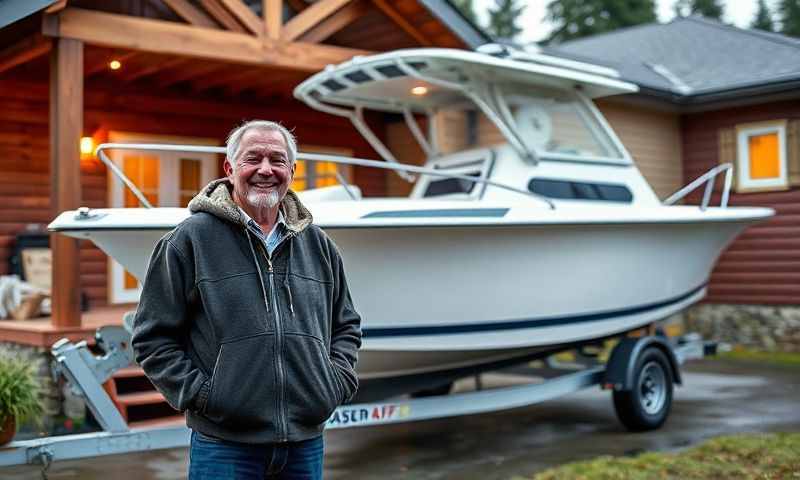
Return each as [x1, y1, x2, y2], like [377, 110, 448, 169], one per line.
[683, 304, 800, 353]
[0, 341, 92, 440]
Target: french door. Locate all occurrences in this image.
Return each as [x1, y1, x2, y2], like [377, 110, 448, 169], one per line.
[107, 132, 218, 304]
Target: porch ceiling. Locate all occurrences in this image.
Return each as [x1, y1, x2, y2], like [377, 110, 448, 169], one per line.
[0, 0, 470, 103]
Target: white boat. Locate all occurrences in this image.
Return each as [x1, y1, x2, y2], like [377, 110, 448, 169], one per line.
[49, 45, 773, 401]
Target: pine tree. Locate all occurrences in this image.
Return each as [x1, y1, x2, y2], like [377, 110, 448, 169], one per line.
[751, 0, 775, 32]
[674, 0, 724, 20]
[451, 0, 479, 26]
[545, 0, 657, 44]
[487, 0, 526, 40]
[778, 0, 800, 37]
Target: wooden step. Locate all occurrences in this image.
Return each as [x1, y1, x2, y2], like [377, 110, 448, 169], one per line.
[128, 415, 186, 430]
[114, 365, 146, 378]
[116, 390, 167, 407]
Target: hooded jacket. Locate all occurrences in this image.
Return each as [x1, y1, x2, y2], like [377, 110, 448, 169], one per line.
[131, 178, 362, 444]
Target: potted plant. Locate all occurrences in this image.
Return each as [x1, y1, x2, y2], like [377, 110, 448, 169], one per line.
[0, 353, 44, 445]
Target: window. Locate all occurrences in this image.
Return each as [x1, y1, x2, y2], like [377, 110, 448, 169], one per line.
[528, 178, 633, 203]
[108, 132, 218, 304]
[423, 172, 480, 197]
[736, 121, 788, 192]
[293, 145, 353, 191]
[410, 149, 494, 199]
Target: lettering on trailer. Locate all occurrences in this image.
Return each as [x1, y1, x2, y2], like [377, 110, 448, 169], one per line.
[327, 404, 411, 427]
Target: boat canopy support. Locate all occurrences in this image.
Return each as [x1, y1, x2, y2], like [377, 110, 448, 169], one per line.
[295, 57, 541, 170]
[663, 163, 733, 210]
[93, 143, 557, 210]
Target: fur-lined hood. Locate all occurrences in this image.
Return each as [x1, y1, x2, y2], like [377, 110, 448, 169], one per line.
[187, 178, 313, 234]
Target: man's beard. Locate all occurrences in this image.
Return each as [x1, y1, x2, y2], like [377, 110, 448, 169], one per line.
[247, 188, 281, 210]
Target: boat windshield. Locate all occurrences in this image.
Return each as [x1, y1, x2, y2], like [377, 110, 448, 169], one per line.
[505, 93, 623, 161]
[420, 90, 623, 163]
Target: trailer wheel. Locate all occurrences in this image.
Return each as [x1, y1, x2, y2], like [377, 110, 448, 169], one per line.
[612, 347, 673, 432]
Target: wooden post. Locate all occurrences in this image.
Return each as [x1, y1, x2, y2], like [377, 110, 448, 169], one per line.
[50, 37, 83, 328]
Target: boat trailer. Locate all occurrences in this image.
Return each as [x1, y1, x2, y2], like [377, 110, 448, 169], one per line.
[0, 319, 713, 475]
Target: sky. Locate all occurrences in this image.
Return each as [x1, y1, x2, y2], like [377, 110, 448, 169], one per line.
[471, 0, 779, 43]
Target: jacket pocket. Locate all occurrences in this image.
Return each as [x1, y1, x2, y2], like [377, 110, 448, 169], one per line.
[203, 333, 279, 430]
[283, 334, 342, 427]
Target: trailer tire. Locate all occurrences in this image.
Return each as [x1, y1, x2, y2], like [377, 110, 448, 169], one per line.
[612, 347, 673, 432]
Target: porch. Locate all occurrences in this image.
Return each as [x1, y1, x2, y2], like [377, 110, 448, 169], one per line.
[0, 0, 477, 349]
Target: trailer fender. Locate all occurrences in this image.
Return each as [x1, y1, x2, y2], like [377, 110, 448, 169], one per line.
[604, 336, 682, 391]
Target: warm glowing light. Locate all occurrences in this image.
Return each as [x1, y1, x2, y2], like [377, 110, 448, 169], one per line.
[411, 86, 428, 96]
[80, 137, 94, 156]
[109, 60, 122, 70]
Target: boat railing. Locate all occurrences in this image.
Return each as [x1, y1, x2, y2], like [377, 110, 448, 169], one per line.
[662, 163, 733, 210]
[94, 143, 556, 210]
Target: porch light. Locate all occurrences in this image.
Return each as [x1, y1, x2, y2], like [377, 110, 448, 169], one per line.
[411, 86, 428, 96]
[109, 60, 122, 70]
[80, 137, 94, 157]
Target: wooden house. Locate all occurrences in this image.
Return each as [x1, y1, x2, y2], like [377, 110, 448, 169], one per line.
[0, 0, 487, 346]
[549, 16, 800, 350]
[0, 0, 489, 429]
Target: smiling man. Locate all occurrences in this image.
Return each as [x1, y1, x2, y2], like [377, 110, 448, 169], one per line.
[131, 120, 362, 480]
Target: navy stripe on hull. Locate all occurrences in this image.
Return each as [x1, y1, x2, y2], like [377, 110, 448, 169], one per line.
[362, 282, 707, 338]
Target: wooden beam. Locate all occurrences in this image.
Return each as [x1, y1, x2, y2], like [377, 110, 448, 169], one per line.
[264, 0, 283, 40]
[192, 66, 260, 92]
[122, 56, 186, 83]
[50, 8, 371, 72]
[370, 0, 431, 46]
[219, 0, 262, 35]
[162, 0, 218, 28]
[282, 0, 353, 41]
[200, 0, 246, 32]
[234, 71, 295, 96]
[155, 61, 226, 88]
[299, 0, 366, 43]
[49, 37, 83, 329]
[0, 35, 52, 75]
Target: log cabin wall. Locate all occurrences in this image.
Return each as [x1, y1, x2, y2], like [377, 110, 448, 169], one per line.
[682, 99, 800, 305]
[0, 78, 386, 307]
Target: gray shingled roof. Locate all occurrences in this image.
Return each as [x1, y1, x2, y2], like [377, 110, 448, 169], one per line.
[545, 16, 800, 99]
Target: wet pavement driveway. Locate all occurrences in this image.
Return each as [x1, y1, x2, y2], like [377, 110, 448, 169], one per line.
[3, 358, 799, 479]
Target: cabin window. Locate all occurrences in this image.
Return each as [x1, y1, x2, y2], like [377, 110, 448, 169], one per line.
[423, 172, 480, 197]
[293, 145, 353, 191]
[735, 121, 788, 192]
[528, 178, 633, 203]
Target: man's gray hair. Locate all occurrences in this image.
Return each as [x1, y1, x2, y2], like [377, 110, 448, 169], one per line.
[225, 120, 297, 171]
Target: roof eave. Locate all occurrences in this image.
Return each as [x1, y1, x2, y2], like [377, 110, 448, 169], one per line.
[619, 77, 800, 112]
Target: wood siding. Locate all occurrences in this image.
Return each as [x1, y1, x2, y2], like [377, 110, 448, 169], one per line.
[682, 99, 800, 305]
[596, 99, 683, 200]
[0, 79, 385, 307]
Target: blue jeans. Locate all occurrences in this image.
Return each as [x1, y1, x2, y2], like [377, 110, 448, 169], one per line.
[188, 430, 324, 479]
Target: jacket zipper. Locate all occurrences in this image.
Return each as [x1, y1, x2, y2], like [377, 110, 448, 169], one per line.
[261, 249, 289, 443]
[247, 227, 295, 443]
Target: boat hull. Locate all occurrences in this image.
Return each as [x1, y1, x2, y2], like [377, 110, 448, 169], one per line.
[59, 217, 747, 389]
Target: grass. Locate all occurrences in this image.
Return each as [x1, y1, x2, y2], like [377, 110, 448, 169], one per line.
[716, 349, 800, 368]
[518, 432, 800, 480]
